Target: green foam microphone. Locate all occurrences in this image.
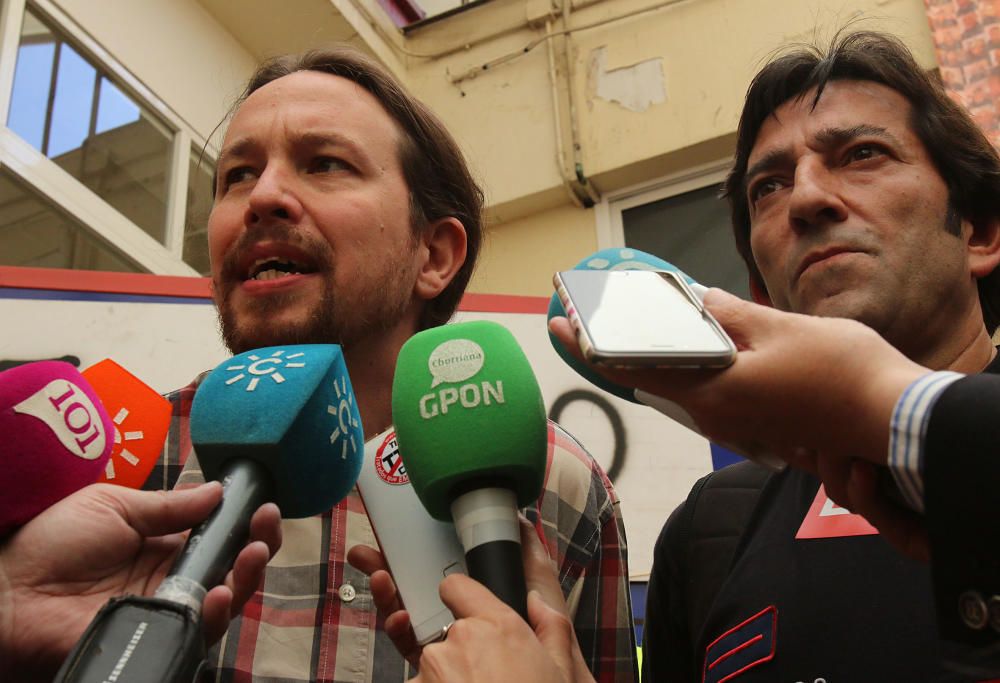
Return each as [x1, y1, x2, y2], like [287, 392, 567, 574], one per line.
[392, 320, 547, 620]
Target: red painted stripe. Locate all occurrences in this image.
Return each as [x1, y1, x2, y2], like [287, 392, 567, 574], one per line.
[458, 292, 549, 314]
[0, 266, 551, 313]
[0, 266, 211, 298]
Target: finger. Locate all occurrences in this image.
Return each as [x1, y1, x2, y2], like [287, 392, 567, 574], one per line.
[249, 503, 282, 557]
[700, 288, 762, 349]
[519, 517, 568, 617]
[547, 317, 583, 363]
[385, 609, 421, 666]
[415, 639, 460, 683]
[848, 461, 929, 562]
[103, 482, 224, 537]
[202, 584, 235, 645]
[225, 540, 270, 615]
[370, 569, 404, 614]
[347, 545, 388, 576]
[527, 591, 578, 683]
[438, 573, 512, 620]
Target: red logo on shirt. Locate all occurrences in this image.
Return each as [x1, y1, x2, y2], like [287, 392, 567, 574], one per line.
[795, 485, 878, 539]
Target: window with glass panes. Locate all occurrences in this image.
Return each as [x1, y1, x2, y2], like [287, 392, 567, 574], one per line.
[0, 1, 216, 276]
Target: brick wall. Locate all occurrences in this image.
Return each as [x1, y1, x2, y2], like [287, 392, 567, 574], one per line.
[926, 0, 1000, 147]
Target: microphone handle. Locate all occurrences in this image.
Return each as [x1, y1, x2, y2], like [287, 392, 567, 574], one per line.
[155, 458, 273, 614]
[451, 487, 528, 621]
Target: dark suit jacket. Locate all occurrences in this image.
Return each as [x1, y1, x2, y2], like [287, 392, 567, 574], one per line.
[925, 359, 1000, 675]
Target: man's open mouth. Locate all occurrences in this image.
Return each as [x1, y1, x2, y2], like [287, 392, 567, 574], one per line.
[247, 256, 316, 281]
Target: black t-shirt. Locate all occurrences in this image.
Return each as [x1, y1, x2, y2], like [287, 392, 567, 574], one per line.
[701, 467, 964, 681]
[645, 467, 980, 682]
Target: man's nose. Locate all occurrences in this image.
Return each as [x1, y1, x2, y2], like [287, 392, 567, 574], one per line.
[244, 166, 303, 226]
[788, 160, 848, 230]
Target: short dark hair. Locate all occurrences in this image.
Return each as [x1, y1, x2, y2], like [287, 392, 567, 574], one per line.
[233, 47, 484, 330]
[724, 30, 1000, 333]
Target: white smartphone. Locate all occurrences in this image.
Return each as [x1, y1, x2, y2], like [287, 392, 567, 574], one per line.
[356, 428, 466, 644]
[554, 269, 737, 367]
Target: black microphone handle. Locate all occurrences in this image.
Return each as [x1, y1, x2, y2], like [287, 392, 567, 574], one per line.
[464, 540, 528, 621]
[155, 458, 273, 613]
[450, 486, 529, 622]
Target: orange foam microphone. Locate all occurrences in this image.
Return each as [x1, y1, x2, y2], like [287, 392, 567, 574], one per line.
[83, 359, 171, 489]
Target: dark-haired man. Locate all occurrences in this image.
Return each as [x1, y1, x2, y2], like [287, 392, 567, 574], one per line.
[634, 31, 1000, 682]
[147, 48, 637, 683]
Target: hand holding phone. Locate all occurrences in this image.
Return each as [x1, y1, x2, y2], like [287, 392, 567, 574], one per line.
[553, 269, 737, 368]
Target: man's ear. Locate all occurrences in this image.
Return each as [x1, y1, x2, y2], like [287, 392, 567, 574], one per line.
[413, 217, 468, 301]
[749, 277, 773, 307]
[968, 217, 1000, 280]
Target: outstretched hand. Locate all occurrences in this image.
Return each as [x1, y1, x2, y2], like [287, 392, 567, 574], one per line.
[551, 288, 934, 559]
[550, 287, 925, 467]
[0, 482, 281, 682]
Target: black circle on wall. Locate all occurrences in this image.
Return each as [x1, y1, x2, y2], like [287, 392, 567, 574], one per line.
[548, 389, 626, 482]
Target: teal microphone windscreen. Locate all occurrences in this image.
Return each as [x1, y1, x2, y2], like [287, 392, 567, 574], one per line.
[547, 248, 696, 402]
[391, 321, 547, 521]
[190, 345, 364, 518]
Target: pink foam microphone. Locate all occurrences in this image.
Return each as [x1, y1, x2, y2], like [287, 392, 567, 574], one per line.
[0, 360, 114, 533]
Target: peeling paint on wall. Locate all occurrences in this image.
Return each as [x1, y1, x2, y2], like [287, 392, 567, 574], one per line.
[587, 46, 666, 112]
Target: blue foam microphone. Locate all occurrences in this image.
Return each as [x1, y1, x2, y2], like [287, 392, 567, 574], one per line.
[55, 345, 365, 683]
[158, 344, 364, 609]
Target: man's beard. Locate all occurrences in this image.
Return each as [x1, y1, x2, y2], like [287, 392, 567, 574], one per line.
[214, 227, 417, 354]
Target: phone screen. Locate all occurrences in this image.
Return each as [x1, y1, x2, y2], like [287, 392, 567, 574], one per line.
[557, 270, 734, 364]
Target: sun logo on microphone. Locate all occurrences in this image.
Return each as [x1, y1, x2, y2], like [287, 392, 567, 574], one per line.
[223, 350, 307, 392]
[328, 376, 360, 460]
[103, 407, 144, 480]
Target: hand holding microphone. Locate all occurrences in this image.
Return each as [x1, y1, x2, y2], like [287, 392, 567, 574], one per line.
[413, 520, 594, 683]
[392, 320, 547, 621]
[53, 344, 365, 683]
[0, 481, 261, 683]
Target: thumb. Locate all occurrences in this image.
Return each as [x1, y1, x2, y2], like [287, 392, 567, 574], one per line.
[519, 516, 568, 616]
[527, 590, 577, 683]
[96, 481, 224, 537]
[701, 288, 768, 350]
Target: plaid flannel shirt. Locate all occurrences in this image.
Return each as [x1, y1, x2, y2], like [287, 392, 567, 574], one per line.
[146, 379, 637, 683]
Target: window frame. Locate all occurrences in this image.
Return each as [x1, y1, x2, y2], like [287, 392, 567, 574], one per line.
[595, 158, 732, 251]
[0, 0, 216, 275]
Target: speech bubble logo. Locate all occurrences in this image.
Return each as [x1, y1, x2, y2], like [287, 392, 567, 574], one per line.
[428, 339, 484, 388]
[14, 379, 107, 459]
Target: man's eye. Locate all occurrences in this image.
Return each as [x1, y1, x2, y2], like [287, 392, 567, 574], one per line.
[223, 167, 256, 187]
[310, 157, 348, 173]
[750, 179, 783, 203]
[847, 144, 884, 163]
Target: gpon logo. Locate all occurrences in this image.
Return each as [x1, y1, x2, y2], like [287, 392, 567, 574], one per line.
[420, 338, 505, 420]
[428, 339, 484, 387]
